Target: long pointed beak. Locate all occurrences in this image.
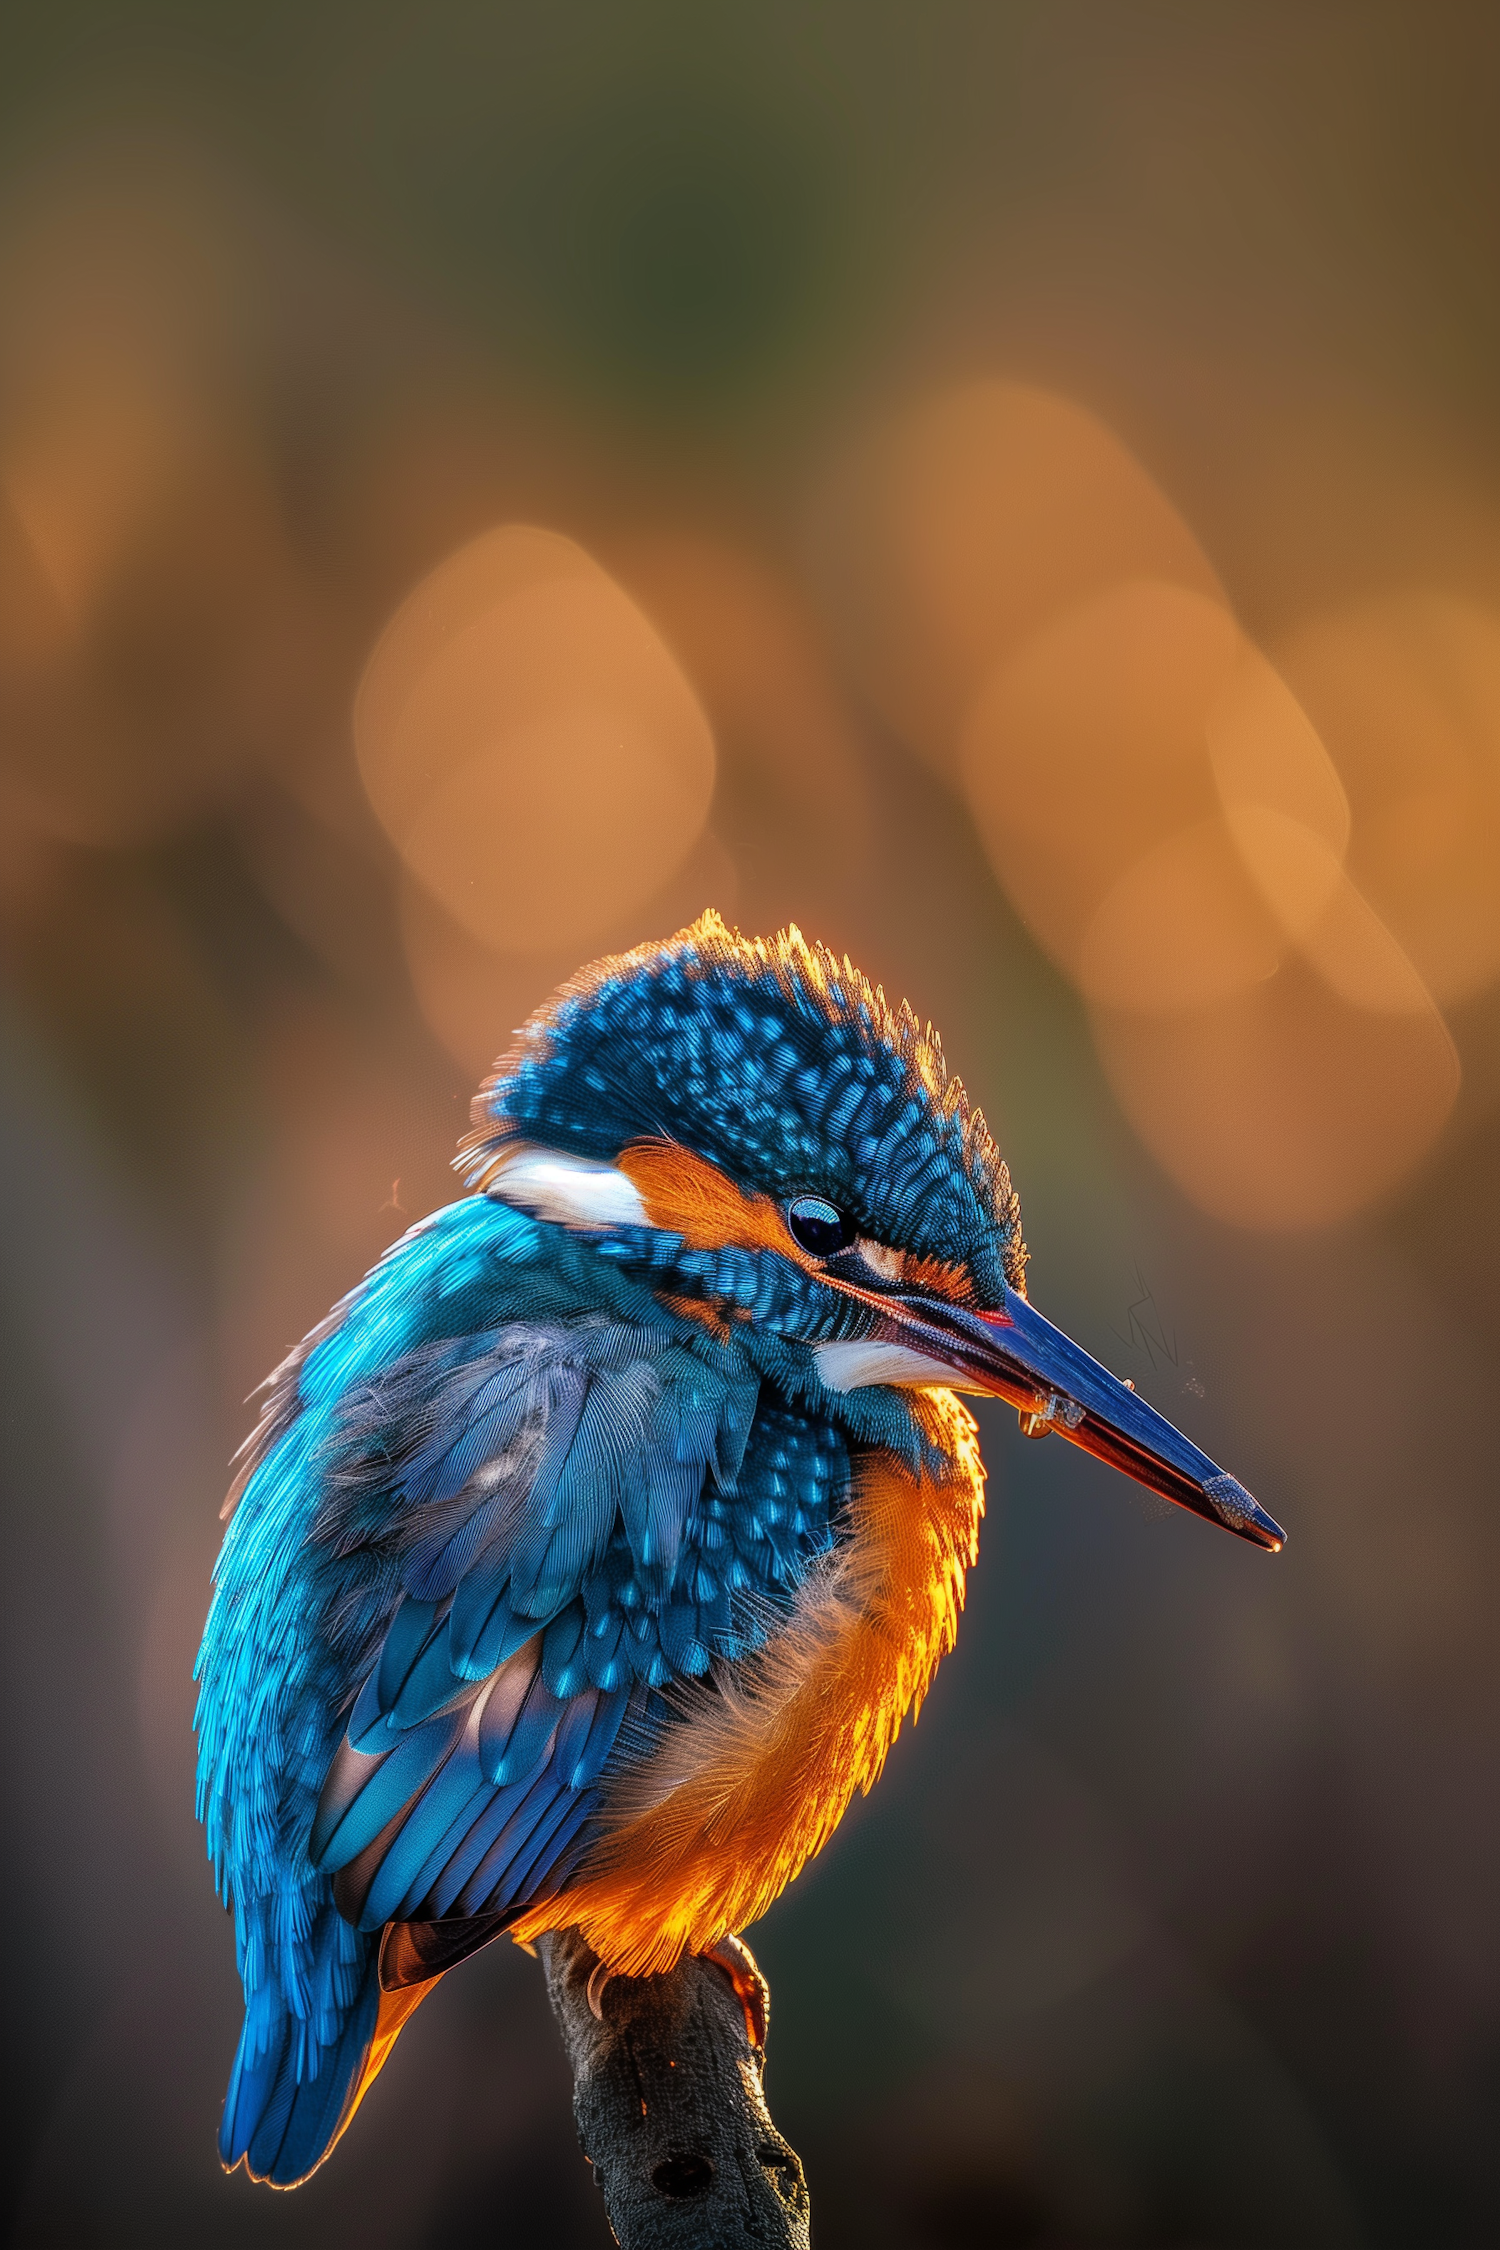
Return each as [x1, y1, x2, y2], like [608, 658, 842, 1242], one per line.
[874, 1288, 1285, 1552]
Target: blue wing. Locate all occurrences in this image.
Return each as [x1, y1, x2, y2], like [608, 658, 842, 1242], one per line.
[194, 1193, 844, 2186]
[306, 1311, 762, 1932]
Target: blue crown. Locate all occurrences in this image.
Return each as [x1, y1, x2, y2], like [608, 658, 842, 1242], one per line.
[462, 911, 1026, 1299]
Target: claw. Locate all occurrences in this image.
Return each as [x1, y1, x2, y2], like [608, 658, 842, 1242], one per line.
[703, 1931, 769, 2060]
[586, 1958, 613, 2020]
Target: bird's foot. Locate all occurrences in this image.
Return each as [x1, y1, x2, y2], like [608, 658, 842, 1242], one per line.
[581, 1931, 768, 2061]
[703, 1931, 769, 2062]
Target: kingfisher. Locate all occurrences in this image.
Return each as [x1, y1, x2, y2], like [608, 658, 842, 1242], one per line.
[195, 910, 1283, 2189]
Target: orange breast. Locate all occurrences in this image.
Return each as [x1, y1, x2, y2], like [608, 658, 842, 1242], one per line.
[509, 1388, 986, 1976]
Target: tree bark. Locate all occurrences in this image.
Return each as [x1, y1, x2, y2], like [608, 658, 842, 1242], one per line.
[538, 1928, 811, 2249]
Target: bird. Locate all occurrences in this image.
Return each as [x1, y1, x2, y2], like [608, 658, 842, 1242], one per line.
[194, 909, 1284, 2189]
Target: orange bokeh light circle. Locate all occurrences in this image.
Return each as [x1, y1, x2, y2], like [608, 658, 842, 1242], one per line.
[1275, 592, 1500, 1007]
[818, 380, 1223, 773]
[356, 525, 716, 953]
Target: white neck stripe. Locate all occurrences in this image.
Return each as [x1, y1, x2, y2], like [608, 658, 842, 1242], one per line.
[487, 1144, 649, 1232]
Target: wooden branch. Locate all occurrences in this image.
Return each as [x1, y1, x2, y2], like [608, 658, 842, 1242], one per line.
[538, 1928, 810, 2248]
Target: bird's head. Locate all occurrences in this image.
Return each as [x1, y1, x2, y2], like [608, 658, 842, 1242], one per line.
[461, 911, 1283, 1552]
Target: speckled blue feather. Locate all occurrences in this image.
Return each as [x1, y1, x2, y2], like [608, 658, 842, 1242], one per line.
[463, 917, 1024, 1297]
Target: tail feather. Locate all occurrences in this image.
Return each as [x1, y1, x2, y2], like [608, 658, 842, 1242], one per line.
[221, 1958, 384, 2188]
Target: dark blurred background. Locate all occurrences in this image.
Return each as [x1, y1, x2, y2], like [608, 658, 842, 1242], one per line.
[4, 5, 1499, 2245]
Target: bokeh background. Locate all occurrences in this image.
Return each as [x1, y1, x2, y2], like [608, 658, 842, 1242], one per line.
[4, 6, 1499, 2244]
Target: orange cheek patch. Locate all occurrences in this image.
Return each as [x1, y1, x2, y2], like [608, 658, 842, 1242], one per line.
[618, 1139, 980, 1316]
[617, 1140, 805, 1263]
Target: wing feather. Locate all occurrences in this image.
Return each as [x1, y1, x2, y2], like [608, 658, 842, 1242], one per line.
[304, 1316, 768, 1955]
[197, 1192, 850, 2187]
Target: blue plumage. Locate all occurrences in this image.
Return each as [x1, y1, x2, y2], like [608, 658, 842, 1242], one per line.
[463, 924, 1022, 1294]
[200, 912, 1260, 2192]
[194, 1177, 858, 2182]
[220, 1934, 381, 2187]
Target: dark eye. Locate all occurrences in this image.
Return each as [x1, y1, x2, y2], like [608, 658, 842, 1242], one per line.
[787, 1195, 856, 1256]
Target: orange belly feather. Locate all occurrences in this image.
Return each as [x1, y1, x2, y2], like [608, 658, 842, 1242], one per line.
[509, 1386, 986, 1976]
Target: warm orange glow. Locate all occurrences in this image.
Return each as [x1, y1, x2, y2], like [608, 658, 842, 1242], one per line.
[0, 485, 71, 670]
[814, 375, 1477, 1234]
[1276, 594, 1500, 1006]
[960, 581, 1245, 991]
[398, 835, 740, 1078]
[1220, 810, 1346, 956]
[1294, 858, 1438, 1017]
[954, 550, 1463, 1225]
[0, 155, 324, 849]
[1207, 642, 1351, 861]
[615, 533, 874, 864]
[819, 382, 1222, 771]
[0, 161, 235, 630]
[356, 525, 716, 952]
[1077, 819, 1284, 1012]
[509, 1390, 985, 1976]
[1092, 958, 1460, 1230]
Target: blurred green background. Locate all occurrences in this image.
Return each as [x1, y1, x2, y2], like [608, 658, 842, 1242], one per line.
[4, 5, 1500, 2245]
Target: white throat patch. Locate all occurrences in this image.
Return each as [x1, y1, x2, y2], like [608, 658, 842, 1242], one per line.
[814, 1338, 978, 1392]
